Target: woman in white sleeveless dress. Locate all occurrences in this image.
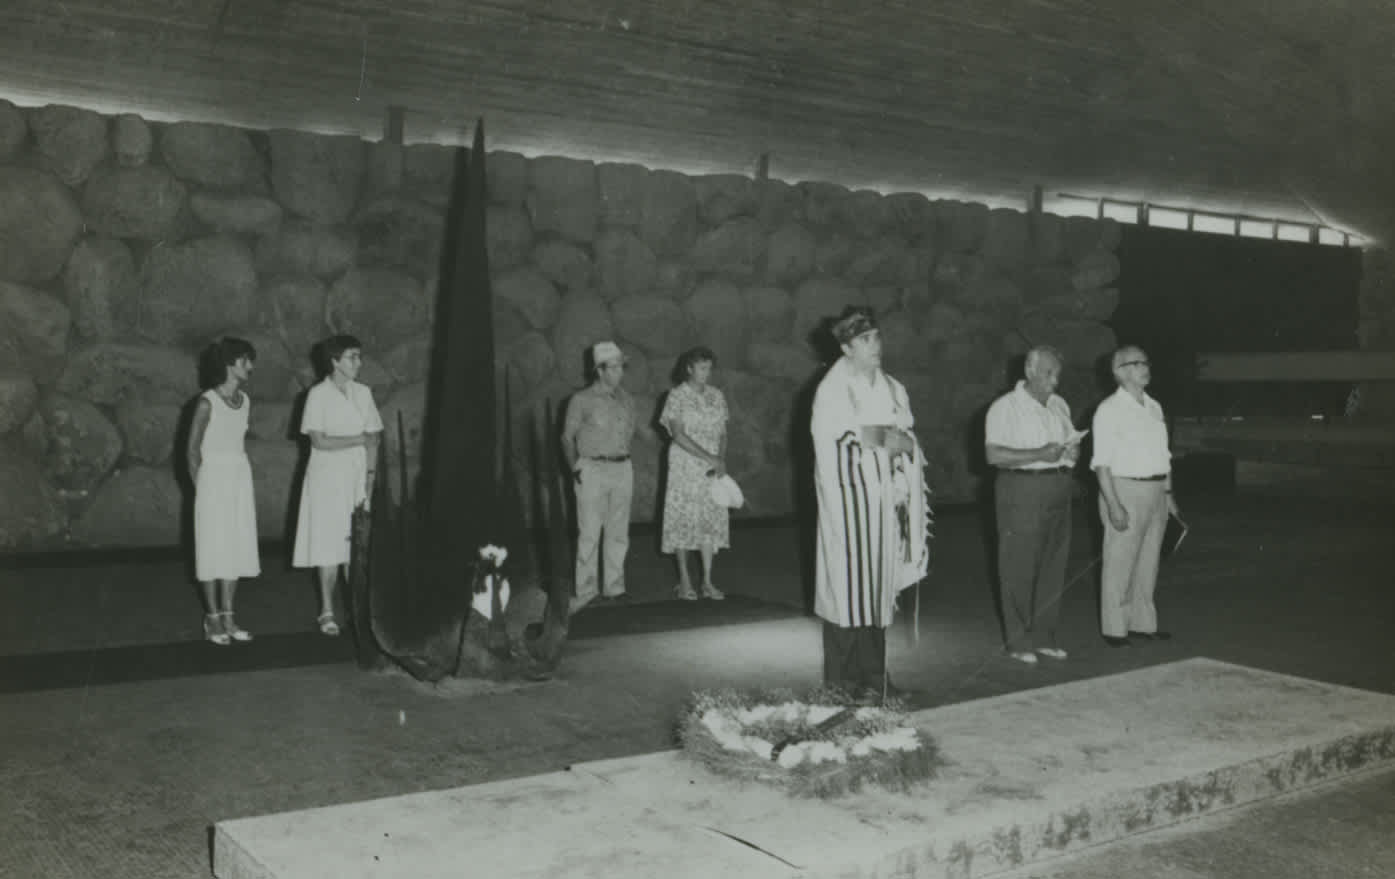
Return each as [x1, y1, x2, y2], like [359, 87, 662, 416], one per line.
[188, 338, 261, 646]
[292, 334, 383, 636]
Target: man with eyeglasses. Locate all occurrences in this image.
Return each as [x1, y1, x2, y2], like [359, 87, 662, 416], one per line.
[563, 340, 637, 614]
[1091, 345, 1181, 647]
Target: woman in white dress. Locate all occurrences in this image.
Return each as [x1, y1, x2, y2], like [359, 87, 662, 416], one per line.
[188, 337, 261, 646]
[293, 335, 383, 636]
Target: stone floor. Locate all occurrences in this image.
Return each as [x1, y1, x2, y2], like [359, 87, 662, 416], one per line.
[2, 493, 1393, 878]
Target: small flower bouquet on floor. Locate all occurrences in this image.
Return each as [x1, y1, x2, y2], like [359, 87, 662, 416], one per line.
[469, 544, 511, 621]
[677, 687, 943, 799]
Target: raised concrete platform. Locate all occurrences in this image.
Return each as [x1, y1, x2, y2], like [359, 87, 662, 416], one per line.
[213, 659, 1395, 879]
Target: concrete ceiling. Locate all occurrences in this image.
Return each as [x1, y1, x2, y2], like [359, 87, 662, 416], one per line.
[3, 0, 1393, 242]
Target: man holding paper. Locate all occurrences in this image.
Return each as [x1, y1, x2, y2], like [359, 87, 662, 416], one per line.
[1091, 345, 1181, 646]
[985, 345, 1083, 664]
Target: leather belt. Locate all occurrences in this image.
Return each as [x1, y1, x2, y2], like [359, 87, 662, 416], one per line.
[1002, 466, 1072, 475]
[1120, 474, 1167, 481]
[588, 455, 631, 462]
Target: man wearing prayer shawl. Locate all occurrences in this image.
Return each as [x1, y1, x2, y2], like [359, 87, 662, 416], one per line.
[811, 307, 930, 702]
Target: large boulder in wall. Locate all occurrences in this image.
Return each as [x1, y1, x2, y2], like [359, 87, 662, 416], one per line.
[1017, 312, 1118, 368]
[191, 192, 284, 236]
[756, 178, 804, 228]
[58, 343, 196, 407]
[37, 394, 124, 492]
[550, 292, 613, 383]
[0, 374, 38, 435]
[1063, 216, 1121, 261]
[500, 331, 557, 393]
[114, 402, 183, 465]
[695, 174, 759, 226]
[764, 223, 817, 286]
[0, 167, 84, 283]
[381, 338, 432, 386]
[531, 239, 593, 292]
[71, 465, 185, 548]
[745, 340, 821, 385]
[792, 278, 863, 349]
[487, 204, 534, 272]
[486, 150, 530, 206]
[28, 105, 108, 186]
[0, 282, 72, 383]
[82, 164, 190, 241]
[0, 440, 66, 549]
[1071, 249, 1122, 291]
[0, 100, 27, 161]
[640, 171, 698, 258]
[611, 295, 687, 359]
[325, 268, 431, 352]
[527, 156, 598, 244]
[594, 228, 658, 300]
[246, 438, 301, 541]
[251, 276, 328, 364]
[1039, 287, 1120, 322]
[980, 208, 1031, 266]
[597, 162, 647, 227]
[255, 220, 356, 279]
[112, 114, 153, 168]
[160, 122, 267, 188]
[237, 333, 300, 403]
[845, 236, 910, 286]
[138, 235, 257, 345]
[353, 196, 444, 275]
[799, 181, 851, 228]
[62, 235, 137, 343]
[495, 267, 562, 331]
[629, 427, 662, 522]
[248, 400, 295, 442]
[690, 217, 766, 282]
[269, 129, 365, 224]
[744, 286, 794, 343]
[685, 280, 748, 367]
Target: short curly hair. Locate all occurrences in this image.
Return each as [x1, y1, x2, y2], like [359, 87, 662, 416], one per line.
[676, 346, 716, 379]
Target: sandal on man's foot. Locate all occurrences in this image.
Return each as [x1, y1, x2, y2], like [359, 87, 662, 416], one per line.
[220, 612, 253, 642]
[317, 613, 341, 637]
[203, 614, 231, 647]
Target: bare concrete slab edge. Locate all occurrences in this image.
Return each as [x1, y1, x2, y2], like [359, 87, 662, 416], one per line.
[211, 660, 1395, 879]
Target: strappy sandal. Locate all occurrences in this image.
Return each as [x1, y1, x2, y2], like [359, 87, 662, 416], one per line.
[203, 613, 231, 647]
[220, 612, 253, 642]
[674, 583, 698, 601]
[317, 613, 341, 637]
[699, 584, 725, 601]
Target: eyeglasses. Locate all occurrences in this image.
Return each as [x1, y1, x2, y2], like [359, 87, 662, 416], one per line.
[1118, 360, 1150, 368]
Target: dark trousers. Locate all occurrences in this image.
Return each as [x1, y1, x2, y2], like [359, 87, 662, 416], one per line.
[995, 471, 1073, 652]
[822, 622, 886, 694]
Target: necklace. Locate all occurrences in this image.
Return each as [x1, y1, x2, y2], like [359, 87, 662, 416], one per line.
[216, 386, 243, 409]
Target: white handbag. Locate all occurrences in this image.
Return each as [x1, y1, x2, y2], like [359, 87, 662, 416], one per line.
[708, 473, 745, 509]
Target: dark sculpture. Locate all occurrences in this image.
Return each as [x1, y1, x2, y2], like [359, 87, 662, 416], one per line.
[345, 120, 571, 681]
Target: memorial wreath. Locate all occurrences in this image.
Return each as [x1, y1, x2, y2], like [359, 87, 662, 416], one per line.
[678, 688, 943, 799]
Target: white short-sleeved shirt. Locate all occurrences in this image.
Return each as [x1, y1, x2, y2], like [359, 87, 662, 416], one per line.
[984, 381, 1075, 470]
[1090, 387, 1171, 478]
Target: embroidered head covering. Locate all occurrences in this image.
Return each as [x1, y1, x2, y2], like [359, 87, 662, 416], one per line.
[832, 306, 877, 345]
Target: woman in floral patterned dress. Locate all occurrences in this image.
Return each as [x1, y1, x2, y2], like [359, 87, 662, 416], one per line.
[660, 347, 730, 600]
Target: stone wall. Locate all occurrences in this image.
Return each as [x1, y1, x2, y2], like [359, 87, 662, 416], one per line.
[0, 99, 1120, 550]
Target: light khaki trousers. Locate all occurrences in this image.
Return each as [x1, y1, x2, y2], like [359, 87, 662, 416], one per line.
[1098, 479, 1167, 638]
[574, 459, 633, 603]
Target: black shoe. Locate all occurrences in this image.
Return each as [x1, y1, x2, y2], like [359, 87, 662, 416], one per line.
[1103, 635, 1132, 647]
[1128, 630, 1172, 641]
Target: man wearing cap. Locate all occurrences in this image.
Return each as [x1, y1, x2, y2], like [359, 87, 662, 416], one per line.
[1092, 345, 1180, 647]
[811, 307, 930, 703]
[984, 345, 1083, 665]
[563, 341, 638, 614]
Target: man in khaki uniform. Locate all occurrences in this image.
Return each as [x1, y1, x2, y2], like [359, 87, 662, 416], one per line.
[563, 341, 637, 614]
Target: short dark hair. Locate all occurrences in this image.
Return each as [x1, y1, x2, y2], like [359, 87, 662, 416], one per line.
[198, 336, 257, 389]
[677, 346, 716, 379]
[322, 334, 363, 363]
